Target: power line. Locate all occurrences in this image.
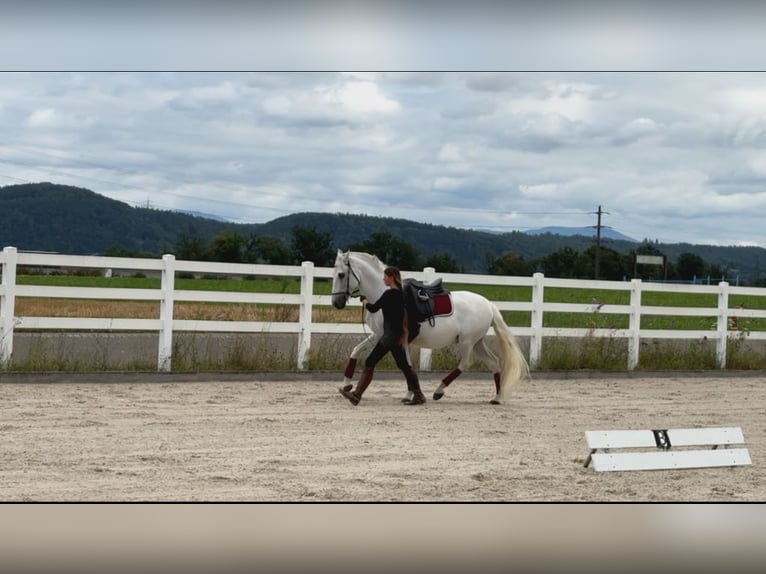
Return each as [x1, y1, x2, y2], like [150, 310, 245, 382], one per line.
[0, 160, 593, 221]
[1, 145, 597, 219]
[0, 147, 597, 227]
[592, 205, 610, 280]
[0, 173, 32, 184]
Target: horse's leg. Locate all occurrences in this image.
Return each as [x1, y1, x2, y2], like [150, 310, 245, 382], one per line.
[341, 334, 377, 392]
[432, 341, 474, 400]
[399, 345, 416, 403]
[472, 339, 503, 405]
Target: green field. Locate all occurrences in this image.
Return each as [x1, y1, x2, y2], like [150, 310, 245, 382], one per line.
[14, 273, 766, 332]
[8, 273, 766, 372]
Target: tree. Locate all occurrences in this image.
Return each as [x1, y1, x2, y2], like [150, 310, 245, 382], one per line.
[351, 230, 396, 261]
[635, 241, 665, 256]
[486, 251, 533, 276]
[245, 234, 292, 265]
[350, 230, 421, 270]
[290, 225, 335, 266]
[540, 246, 589, 278]
[207, 230, 246, 263]
[585, 245, 631, 281]
[676, 252, 706, 281]
[173, 233, 208, 261]
[102, 244, 154, 258]
[423, 252, 461, 273]
[387, 240, 421, 270]
[708, 263, 727, 281]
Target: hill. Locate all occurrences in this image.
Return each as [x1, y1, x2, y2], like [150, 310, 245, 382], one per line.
[0, 182, 235, 255]
[526, 226, 637, 242]
[1, 182, 765, 280]
[1, 183, 591, 268]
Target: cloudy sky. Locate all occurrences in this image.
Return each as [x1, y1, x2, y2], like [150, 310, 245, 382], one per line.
[2, 2, 766, 247]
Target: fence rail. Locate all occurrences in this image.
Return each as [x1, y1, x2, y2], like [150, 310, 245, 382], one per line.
[3, 246, 766, 371]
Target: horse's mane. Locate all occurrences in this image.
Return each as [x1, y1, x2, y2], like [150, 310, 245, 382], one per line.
[349, 250, 385, 267]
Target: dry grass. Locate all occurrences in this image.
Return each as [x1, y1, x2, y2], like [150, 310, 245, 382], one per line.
[14, 299, 360, 323]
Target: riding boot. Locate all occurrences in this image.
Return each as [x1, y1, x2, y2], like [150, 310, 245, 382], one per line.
[340, 367, 374, 406]
[402, 368, 426, 405]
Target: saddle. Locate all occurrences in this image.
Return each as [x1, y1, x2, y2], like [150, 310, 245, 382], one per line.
[403, 277, 452, 341]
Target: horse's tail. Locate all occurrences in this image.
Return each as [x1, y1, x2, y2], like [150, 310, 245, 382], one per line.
[491, 304, 530, 402]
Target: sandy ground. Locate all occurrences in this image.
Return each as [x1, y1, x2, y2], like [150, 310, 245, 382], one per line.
[1, 371, 764, 501]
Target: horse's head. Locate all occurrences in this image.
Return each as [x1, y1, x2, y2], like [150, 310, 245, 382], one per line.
[331, 249, 360, 309]
[331, 250, 387, 309]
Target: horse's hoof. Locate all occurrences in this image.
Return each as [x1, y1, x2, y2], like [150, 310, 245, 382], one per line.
[433, 391, 444, 401]
[489, 399, 501, 405]
[340, 384, 353, 393]
[403, 396, 426, 406]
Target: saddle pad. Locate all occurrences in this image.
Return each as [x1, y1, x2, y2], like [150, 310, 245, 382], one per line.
[432, 293, 453, 317]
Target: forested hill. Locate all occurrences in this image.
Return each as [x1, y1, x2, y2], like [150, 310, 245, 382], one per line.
[0, 182, 233, 255]
[2, 182, 765, 278]
[0, 183, 617, 268]
[256, 211, 612, 265]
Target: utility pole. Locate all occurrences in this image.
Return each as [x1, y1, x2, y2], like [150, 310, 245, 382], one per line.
[593, 205, 609, 280]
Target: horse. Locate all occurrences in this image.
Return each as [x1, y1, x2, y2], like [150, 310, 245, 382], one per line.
[330, 250, 530, 404]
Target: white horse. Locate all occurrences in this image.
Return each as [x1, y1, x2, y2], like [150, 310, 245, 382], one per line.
[330, 250, 529, 404]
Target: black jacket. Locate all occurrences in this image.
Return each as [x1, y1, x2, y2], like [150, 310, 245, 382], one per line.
[365, 288, 405, 346]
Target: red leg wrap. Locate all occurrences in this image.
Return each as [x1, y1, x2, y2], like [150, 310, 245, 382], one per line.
[442, 368, 462, 387]
[343, 358, 357, 379]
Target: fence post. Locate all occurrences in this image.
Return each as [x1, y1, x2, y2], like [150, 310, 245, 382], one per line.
[627, 278, 642, 370]
[716, 281, 730, 368]
[418, 266, 436, 371]
[158, 254, 175, 372]
[297, 261, 314, 370]
[1, 246, 18, 369]
[529, 272, 545, 369]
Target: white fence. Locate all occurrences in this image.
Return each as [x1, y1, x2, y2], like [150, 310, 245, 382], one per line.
[3, 246, 766, 372]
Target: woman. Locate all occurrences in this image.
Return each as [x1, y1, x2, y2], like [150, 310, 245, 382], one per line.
[339, 266, 426, 406]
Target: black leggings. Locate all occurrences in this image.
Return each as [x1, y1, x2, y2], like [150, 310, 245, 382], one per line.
[365, 339, 411, 371]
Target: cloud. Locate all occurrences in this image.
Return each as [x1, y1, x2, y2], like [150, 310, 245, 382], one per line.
[27, 108, 58, 127]
[166, 81, 241, 112]
[612, 117, 663, 145]
[328, 81, 401, 115]
[746, 151, 766, 176]
[437, 143, 464, 163]
[259, 79, 400, 130]
[519, 183, 560, 199]
[721, 87, 766, 115]
[3, 71, 766, 248]
[504, 80, 597, 123]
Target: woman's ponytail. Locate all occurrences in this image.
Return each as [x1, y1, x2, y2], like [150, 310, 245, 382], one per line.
[384, 266, 409, 347]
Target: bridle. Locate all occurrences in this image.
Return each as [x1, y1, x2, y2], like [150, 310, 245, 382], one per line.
[331, 253, 372, 337]
[331, 255, 363, 300]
